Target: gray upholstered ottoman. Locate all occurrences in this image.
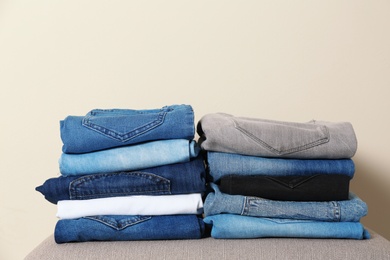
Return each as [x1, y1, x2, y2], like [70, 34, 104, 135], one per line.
[25, 229, 390, 260]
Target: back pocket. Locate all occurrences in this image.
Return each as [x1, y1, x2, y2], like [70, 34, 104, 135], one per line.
[84, 215, 151, 230]
[82, 109, 168, 142]
[69, 172, 171, 200]
[233, 118, 329, 155]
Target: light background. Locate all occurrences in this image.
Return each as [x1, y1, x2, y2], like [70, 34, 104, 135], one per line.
[1, 1, 390, 259]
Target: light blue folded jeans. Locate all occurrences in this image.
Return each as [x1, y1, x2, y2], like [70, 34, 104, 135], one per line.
[203, 214, 370, 239]
[206, 151, 355, 182]
[59, 139, 200, 176]
[204, 183, 367, 222]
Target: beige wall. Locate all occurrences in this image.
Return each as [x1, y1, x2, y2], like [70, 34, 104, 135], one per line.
[1, 1, 390, 259]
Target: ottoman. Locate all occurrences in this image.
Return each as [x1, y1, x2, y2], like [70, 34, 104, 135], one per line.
[25, 229, 390, 260]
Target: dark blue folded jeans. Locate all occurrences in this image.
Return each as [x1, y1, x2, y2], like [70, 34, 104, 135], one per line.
[36, 156, 206, 204]
[61, 104, 195, 154]
[55, 214, 205, 243]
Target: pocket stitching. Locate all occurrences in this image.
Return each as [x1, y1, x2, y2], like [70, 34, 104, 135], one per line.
[84, 215, 152, 230]
[265, 175, 320, 189]
[232, 118, 330, 155]
[82, 111, 167, 142]
[69, 172, 171, 200]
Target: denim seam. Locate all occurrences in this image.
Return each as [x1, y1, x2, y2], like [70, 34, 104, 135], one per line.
[69, 172, 171, 199]
[332, 201, 341, 221]
[71, 189, 171, 200]
[84, 216, 152, 230]
[264, 174, 321, 189]
[231, 118, 330, 155]
[82, 111, 167, 142]
[70, 188, 171, 199]
[187, 106, 195, 137]
[241, 197, 250, 215]
[89, 106, 173, 115]
[70, 172, 170, 185]
[71, 186, 170, 196]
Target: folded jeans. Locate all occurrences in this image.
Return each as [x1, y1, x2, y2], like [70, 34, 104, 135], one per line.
[61, 104, 195, 154]
[218, 174, 350, 201]
[37, 155, 206, 204]
[203, 183, 367, 222]
[203, 214, 370, 239]
[59, 139, 200, 176]
[57, 193, 204, 219]
[197, 113, 357, 159]
[55, 214, 205, 243]
[206, 151, 355, 182]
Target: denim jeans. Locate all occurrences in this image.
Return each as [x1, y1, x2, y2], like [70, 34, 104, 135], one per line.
[218, 174, 350, 201]
[57, 193, 204, 219]
[206, 152, 355, 182]
[36, 156, 206, 204]
[197, 113, 357, 159]
[55, 214, 205, 243]
[203, 214, 370, 239]
[203, 183, 367, 222]
[61, 105, 195, 154]
[59, 139, 200, 176]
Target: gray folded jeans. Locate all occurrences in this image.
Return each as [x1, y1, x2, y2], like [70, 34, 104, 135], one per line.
[197, 113, 357, 159]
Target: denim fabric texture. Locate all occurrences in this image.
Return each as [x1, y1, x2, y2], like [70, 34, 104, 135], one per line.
[203, 183, 367, 222]
[206, 151, 355, 182]
[203, 214, 370, 239]
[36, 156, 206, 204]
[61, 105, 195, 154]
[59, 139, 200, 176]
[218, 174, 350, 201]
[55, 214, 205, 243]
[57, 193, 204, 219]
[197, 113, 357, 159]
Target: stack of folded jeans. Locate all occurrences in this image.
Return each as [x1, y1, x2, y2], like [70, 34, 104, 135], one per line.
[197, 113, 370, 240]
[36, 105, 206, 243]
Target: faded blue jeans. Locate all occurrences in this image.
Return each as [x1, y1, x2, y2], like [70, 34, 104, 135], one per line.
[55, 214, 205, 243]
[197, 113, 357, 159]
[204, 183, 367, 222]
[206, 151, 355, 182]
[59, 139, 200, 176]
[37, 156, 206, 204]
[203, 214, 370, 239]
[61, 105, 195, 154]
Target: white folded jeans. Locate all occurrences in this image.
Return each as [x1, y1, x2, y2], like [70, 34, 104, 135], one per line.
[57, 193, 203, 219]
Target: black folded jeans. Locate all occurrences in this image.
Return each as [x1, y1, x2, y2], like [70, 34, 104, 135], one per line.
[218, 174, 350, 201]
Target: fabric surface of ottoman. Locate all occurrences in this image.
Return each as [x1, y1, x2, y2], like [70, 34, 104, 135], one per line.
[25, 229, 390, 260]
